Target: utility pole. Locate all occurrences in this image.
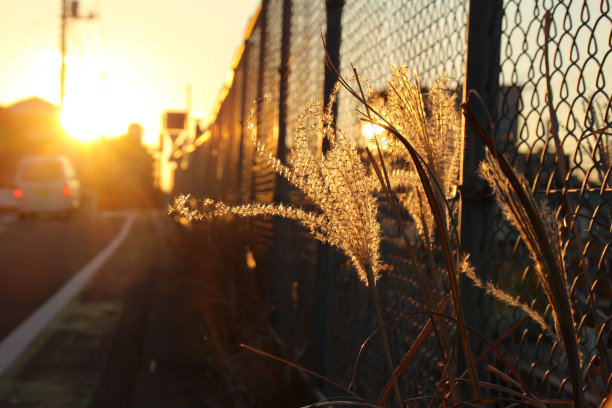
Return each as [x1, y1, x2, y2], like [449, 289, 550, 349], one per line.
[60, 0, 96, 107]
[185, 83, 192, 140]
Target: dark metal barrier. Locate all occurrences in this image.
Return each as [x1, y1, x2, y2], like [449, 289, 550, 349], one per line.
[173, 0, 611, 403]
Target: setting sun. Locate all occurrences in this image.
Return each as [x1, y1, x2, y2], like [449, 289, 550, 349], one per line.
[55, 55, 158, 143]
[54, 52, 133, 142]
[60, 98, 106, 143]
[22, 50, 158, 144]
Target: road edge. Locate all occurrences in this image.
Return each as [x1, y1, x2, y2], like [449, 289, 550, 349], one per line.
[0, 212, 136, 377]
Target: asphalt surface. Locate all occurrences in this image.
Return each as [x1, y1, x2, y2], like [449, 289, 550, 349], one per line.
[0, 212, 125, 339]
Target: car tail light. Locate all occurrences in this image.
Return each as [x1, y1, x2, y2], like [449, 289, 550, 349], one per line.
[13, 189, 23, 199]
[63, 185, 71, 197]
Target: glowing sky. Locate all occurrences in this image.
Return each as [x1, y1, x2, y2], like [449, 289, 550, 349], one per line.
[0, 0, 260, 145]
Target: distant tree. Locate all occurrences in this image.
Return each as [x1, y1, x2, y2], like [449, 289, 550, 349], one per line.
[112, 123, 158, 207]
[78, 123, 160, 209]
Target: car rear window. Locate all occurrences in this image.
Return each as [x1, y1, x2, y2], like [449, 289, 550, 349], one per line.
[20, 160, 65, 181]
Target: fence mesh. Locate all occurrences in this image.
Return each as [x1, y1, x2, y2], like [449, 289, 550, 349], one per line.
[325, 0, 470, 399]
[173, 0, 611, 404]
[487, 0, 612, 401]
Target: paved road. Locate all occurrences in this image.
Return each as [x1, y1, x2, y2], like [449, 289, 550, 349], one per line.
[0, 212, 126, 340]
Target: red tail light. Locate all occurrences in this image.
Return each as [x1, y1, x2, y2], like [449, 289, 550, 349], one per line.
[13, 189, 23, 199]
[63, 185, 71, 197]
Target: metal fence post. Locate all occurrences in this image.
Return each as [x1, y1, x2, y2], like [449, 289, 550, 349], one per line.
[309, 0, 344, 387]
[321, 0, 344, 154]
[252, 0, 268, 203]
[459, 0, 503, 387]
[275, 0, 292, 202]
[268, 0, 294, 340]
[237, 44, 249, 201]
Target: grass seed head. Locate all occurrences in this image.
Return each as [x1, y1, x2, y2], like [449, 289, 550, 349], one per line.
[170, 99, 383, 285]
[479, 152, 578, 356]
[382, 66, 462, 243]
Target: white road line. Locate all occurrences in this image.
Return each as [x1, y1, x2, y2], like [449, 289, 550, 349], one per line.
[0, 212, 137, 377]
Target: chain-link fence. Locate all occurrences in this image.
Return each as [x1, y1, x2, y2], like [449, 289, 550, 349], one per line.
[173, 0, 611, 404]
[487, 1, 611, 403]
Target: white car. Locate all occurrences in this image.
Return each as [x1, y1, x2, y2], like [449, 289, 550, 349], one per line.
[14, 154, 81, 220]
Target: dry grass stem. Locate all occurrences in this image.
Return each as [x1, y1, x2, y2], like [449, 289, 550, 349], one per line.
[459, 256, 555, 339]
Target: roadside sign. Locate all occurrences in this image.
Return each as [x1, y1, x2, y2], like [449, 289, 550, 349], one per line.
[164, 111, 186, 131]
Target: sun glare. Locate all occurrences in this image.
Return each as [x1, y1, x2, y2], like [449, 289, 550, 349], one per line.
[362, 123, 384, 140]
[25, 51, 63, 104]
[23, 51, 158, 146]
[59, 60, 155, 143]
[58, 55, 118, 142]
[60, 99, 106, 143]
[361, 122, 390, 150]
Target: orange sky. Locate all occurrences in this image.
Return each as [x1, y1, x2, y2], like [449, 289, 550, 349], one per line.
[0, 0, 260, 146]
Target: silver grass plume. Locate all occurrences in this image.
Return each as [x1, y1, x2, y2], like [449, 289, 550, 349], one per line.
[478, 152, 579, 357]
[170, 97, 382, 285]
[382, 66, 462, 244]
